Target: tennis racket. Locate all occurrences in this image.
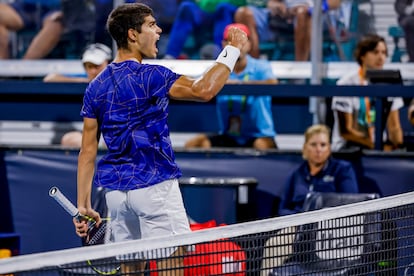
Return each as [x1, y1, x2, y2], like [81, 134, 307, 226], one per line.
[49, 187, 120, 275]
[49, 186, 107, 246]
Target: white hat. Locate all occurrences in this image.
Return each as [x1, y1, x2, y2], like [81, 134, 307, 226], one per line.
[82, 43, 112, 65]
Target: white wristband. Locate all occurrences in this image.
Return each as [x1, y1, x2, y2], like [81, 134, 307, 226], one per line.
[215, 45, 240, 72]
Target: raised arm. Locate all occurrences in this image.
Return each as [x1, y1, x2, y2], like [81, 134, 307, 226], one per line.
[168, 26, 248, 102]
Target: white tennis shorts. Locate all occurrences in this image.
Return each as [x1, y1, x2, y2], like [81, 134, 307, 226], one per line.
[105, 178, 190, 243]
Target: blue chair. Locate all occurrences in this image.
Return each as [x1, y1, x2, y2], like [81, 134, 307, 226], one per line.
[267, 192, 382, 276]
[388, 26, 407, 62]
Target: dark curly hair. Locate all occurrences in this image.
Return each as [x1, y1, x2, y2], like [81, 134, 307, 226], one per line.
[106, 3, 153, 49]
[354, 34, 388, 66]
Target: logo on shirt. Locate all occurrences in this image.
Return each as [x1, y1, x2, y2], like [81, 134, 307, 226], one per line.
[323, 175, 335, 182]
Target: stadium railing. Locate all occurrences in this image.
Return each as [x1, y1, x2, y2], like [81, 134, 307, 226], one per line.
[1, 59, 414, 81]
[1, 78, 413, 150]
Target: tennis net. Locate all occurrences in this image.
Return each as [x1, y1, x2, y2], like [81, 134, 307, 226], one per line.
[0, 191, 413, 275]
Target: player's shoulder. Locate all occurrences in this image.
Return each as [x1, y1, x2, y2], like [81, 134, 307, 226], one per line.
[330, 157, 352, 168]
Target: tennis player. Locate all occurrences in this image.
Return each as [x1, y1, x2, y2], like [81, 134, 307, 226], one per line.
[73, 2, 247, 275]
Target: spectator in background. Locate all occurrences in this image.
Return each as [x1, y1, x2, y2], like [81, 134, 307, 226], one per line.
[44, 43, 112, 148]
[234, 0, 290, 58]
[44, 43, 112, 83]
[185, 23, 278, 150]
[0, 0, 62, 59]
[163, 0, 245, 59]
[278, 124, 359, 216]
[234, 0, 342, 60]
[331, 34, 404, 151]
[395, 0, 414, 62]
[59, 0, 96, 58]
[286, 0, 342, 61]
[261, 124, 359, 274]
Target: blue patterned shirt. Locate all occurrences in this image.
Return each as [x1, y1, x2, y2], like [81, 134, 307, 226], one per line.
[81, 60, 181, 190]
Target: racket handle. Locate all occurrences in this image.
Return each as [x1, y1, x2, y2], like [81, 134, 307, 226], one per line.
[49, 186, 79, 217]
[49, 186, 97, 229]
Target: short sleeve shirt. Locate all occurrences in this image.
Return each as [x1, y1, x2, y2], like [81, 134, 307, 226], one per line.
[331, 71, 404, 151]
[81, 61, 181, 190]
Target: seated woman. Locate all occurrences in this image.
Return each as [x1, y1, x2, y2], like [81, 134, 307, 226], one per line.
[279, 124, 359, 216]
[261, 124, 359, 275]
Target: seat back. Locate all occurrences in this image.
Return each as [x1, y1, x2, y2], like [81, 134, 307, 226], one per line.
[290, 192, 381, 273]
[388, 25, 407, 62]
[302, 191, 379, 212]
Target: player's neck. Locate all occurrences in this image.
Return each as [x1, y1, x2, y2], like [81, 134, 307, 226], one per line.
[113, 49, 142, 63]
[308, 161, 324, 176]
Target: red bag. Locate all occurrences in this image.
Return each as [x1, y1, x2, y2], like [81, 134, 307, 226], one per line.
[184, 220, 246, 275]
[149, 220, 246, 275]
[184, 240, 246, 275]
[189, 219, 218, 231]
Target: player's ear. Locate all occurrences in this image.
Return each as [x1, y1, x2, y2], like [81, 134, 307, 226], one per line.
[127, 28, 138, 43]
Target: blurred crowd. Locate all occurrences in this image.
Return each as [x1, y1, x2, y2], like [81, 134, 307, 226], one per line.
[0, 0, 412, 62]
[1, 0, 413, 151]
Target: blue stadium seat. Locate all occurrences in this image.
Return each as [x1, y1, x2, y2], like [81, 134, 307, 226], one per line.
[388, 26, 407, 62]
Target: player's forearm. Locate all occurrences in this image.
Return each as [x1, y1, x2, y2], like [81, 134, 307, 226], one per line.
[77, 152, 96, 209]
[186, 45, 241, 101]
[191, 63, 232, 102]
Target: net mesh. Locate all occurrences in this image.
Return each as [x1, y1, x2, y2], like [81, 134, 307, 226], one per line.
[1, 191, 414, 276]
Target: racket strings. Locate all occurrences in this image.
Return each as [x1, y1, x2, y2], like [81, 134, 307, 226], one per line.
[86, 259, 121, 275]
[87, 218, 111, 246]
[88, 223, 107, 245]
